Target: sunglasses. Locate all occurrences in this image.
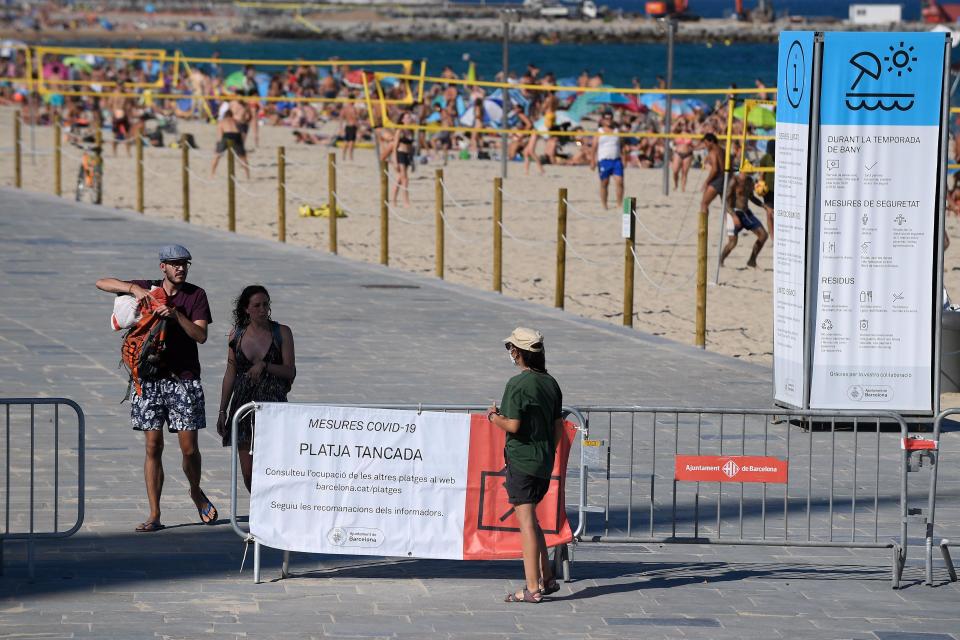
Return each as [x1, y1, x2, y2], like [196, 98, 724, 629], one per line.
[164, 260, 191, 268]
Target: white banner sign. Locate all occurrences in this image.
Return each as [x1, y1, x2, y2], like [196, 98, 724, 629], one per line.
[247, 404, 576, 560]
[250, 404, 470, 559]
[774, 31, 815, 407]
[810, 32, 945, 411]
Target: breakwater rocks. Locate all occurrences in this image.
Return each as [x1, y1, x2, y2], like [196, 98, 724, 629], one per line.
[246, 16, 931, 45]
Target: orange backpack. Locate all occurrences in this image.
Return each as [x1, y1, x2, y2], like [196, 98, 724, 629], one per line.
[120, 290, 169, 399]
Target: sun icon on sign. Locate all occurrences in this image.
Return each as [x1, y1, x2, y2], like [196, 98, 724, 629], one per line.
[884, 42, 917, 77]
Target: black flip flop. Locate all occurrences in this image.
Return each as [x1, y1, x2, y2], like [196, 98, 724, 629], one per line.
[196, 491, 218, 525]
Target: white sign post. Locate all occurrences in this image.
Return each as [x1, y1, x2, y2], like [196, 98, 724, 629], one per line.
[774, 31, 949, 414]
[810, 32, 947, 412]
[773, 32, 818, 408]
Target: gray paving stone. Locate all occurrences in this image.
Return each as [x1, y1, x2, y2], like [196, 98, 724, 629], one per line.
[1, 189, 959, 640]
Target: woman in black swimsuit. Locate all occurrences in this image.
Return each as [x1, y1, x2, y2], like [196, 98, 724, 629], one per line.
[391, 111, 415, 207]
[216, 285, 296, 492]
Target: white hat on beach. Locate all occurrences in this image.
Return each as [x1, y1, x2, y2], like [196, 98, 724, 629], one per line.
[504, 327, 544, 353]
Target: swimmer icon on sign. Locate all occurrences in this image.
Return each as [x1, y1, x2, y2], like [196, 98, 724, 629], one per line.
[846, 41, 917, 112]
[786, 40, 805, 108]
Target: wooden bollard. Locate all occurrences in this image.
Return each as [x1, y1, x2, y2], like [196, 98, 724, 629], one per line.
[13, 110, 21, 189]
[493, 177, 503, 293]
[436, 169, 445, 279]
[623, 197, 636, 327]
[555, 188, 567, 309]
[227, 141, 236, 232]
[54, 114, 61, 197]
[136, 135, 144, 213]
[380, 160, 389, 265]
[328, 152, 337, 254]
[181, 135, 190, 223]
[695, 209, 708, 348]
[277, 146, 286, 243]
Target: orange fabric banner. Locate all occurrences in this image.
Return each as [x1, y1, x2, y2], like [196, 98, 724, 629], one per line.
[674, 455, 789, 484]
[462, 414, 575, 560]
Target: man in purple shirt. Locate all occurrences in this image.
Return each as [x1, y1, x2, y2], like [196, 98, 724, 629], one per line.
[96, 244, 218, 532]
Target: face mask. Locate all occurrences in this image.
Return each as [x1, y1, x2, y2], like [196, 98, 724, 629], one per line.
[507, 350, 517, 366]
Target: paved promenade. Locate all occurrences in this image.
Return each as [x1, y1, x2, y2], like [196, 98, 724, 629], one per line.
[0, 188, 958, 639]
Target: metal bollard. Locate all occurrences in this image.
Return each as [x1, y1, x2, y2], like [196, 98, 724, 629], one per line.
[623, 197, 636, 327]
[493, 177, 503, 293]
[556, 188, 567, 309]
[436, 169, 444, 279]
[277, 146, 286, 243]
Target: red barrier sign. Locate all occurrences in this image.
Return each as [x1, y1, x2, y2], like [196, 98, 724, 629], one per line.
[675, 455, 789, 483]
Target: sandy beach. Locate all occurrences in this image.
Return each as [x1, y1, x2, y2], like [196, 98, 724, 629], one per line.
[3, 107, 958, 365]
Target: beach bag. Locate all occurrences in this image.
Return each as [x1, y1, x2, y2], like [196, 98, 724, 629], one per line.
[110, 286, 166, 331]
[120, 289, 169, 399]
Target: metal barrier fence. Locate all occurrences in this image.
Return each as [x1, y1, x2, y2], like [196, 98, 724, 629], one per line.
[927, 409, 959, 585]
[571, 407, 933, 589]
[229, 402, 587, 584]
[0, 398, 85, 578]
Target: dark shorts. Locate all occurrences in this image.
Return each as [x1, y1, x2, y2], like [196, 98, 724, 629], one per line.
[216, 133, 246, 156]
[396, 151, 413, 167]
[504, 463, 550, 506]
[344, 125, 357, 142]
[237, 122, 249, 136]
[131, 378, 206, 432]
[729, 208, 763, 235]
[709, 174, 725, 194]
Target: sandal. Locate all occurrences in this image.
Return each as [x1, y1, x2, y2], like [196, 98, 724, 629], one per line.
[540, 578, 561, 595]
[135, 520, 165, 533]
[196, 490, 218, 525]
[504, 588, 542, 603]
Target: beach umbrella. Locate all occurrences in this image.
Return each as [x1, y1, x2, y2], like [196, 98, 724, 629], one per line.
[344, 70, 374, 89]
[554, 76, 580, 103]
[685, 98, 711, 113]
[223, 70, 245, 90]
[586, 88, 631, 106]
[62, 56, 93, 73]
[254, 72, 270, 97]
[733, 104, 776, 128]
[483, 97, 503, 127]
[43, 60, 67, 80]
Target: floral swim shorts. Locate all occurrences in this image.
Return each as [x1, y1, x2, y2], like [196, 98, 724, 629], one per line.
[130, 378, 206, 432]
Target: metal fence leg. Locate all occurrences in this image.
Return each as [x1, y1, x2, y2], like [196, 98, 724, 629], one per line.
[926, 526, 934, 586]
[0, 538, 4, 576]
[560, 544, 571, 583]
[27, 540, 34, 580]
[253, 541, 261, 584]
[281, 550, 291, 579]
[892, 544, 905, 589]
[941, 540, 957, 582]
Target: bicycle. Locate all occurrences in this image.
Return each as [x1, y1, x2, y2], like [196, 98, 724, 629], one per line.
[74, 135, 103, 205]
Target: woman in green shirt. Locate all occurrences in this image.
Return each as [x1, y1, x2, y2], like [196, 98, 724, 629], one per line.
[487, 327, 564, 603]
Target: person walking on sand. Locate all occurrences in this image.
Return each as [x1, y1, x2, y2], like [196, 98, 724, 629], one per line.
[699, 133, 724, 217]
[487, 327, 564, 604]
[95, 244, 217, 532]
[720, 172, 768, 268]
[217, 285, 296, 493]
[210, 109, 250, 180]
[340, 92, 359, 162]
[591, 110, 624, 210]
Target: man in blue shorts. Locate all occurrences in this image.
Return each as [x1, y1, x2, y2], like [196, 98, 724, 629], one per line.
[95, 244, 218, 532]
[591, 110, 624, 209]
[720, 172, 768, 268]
